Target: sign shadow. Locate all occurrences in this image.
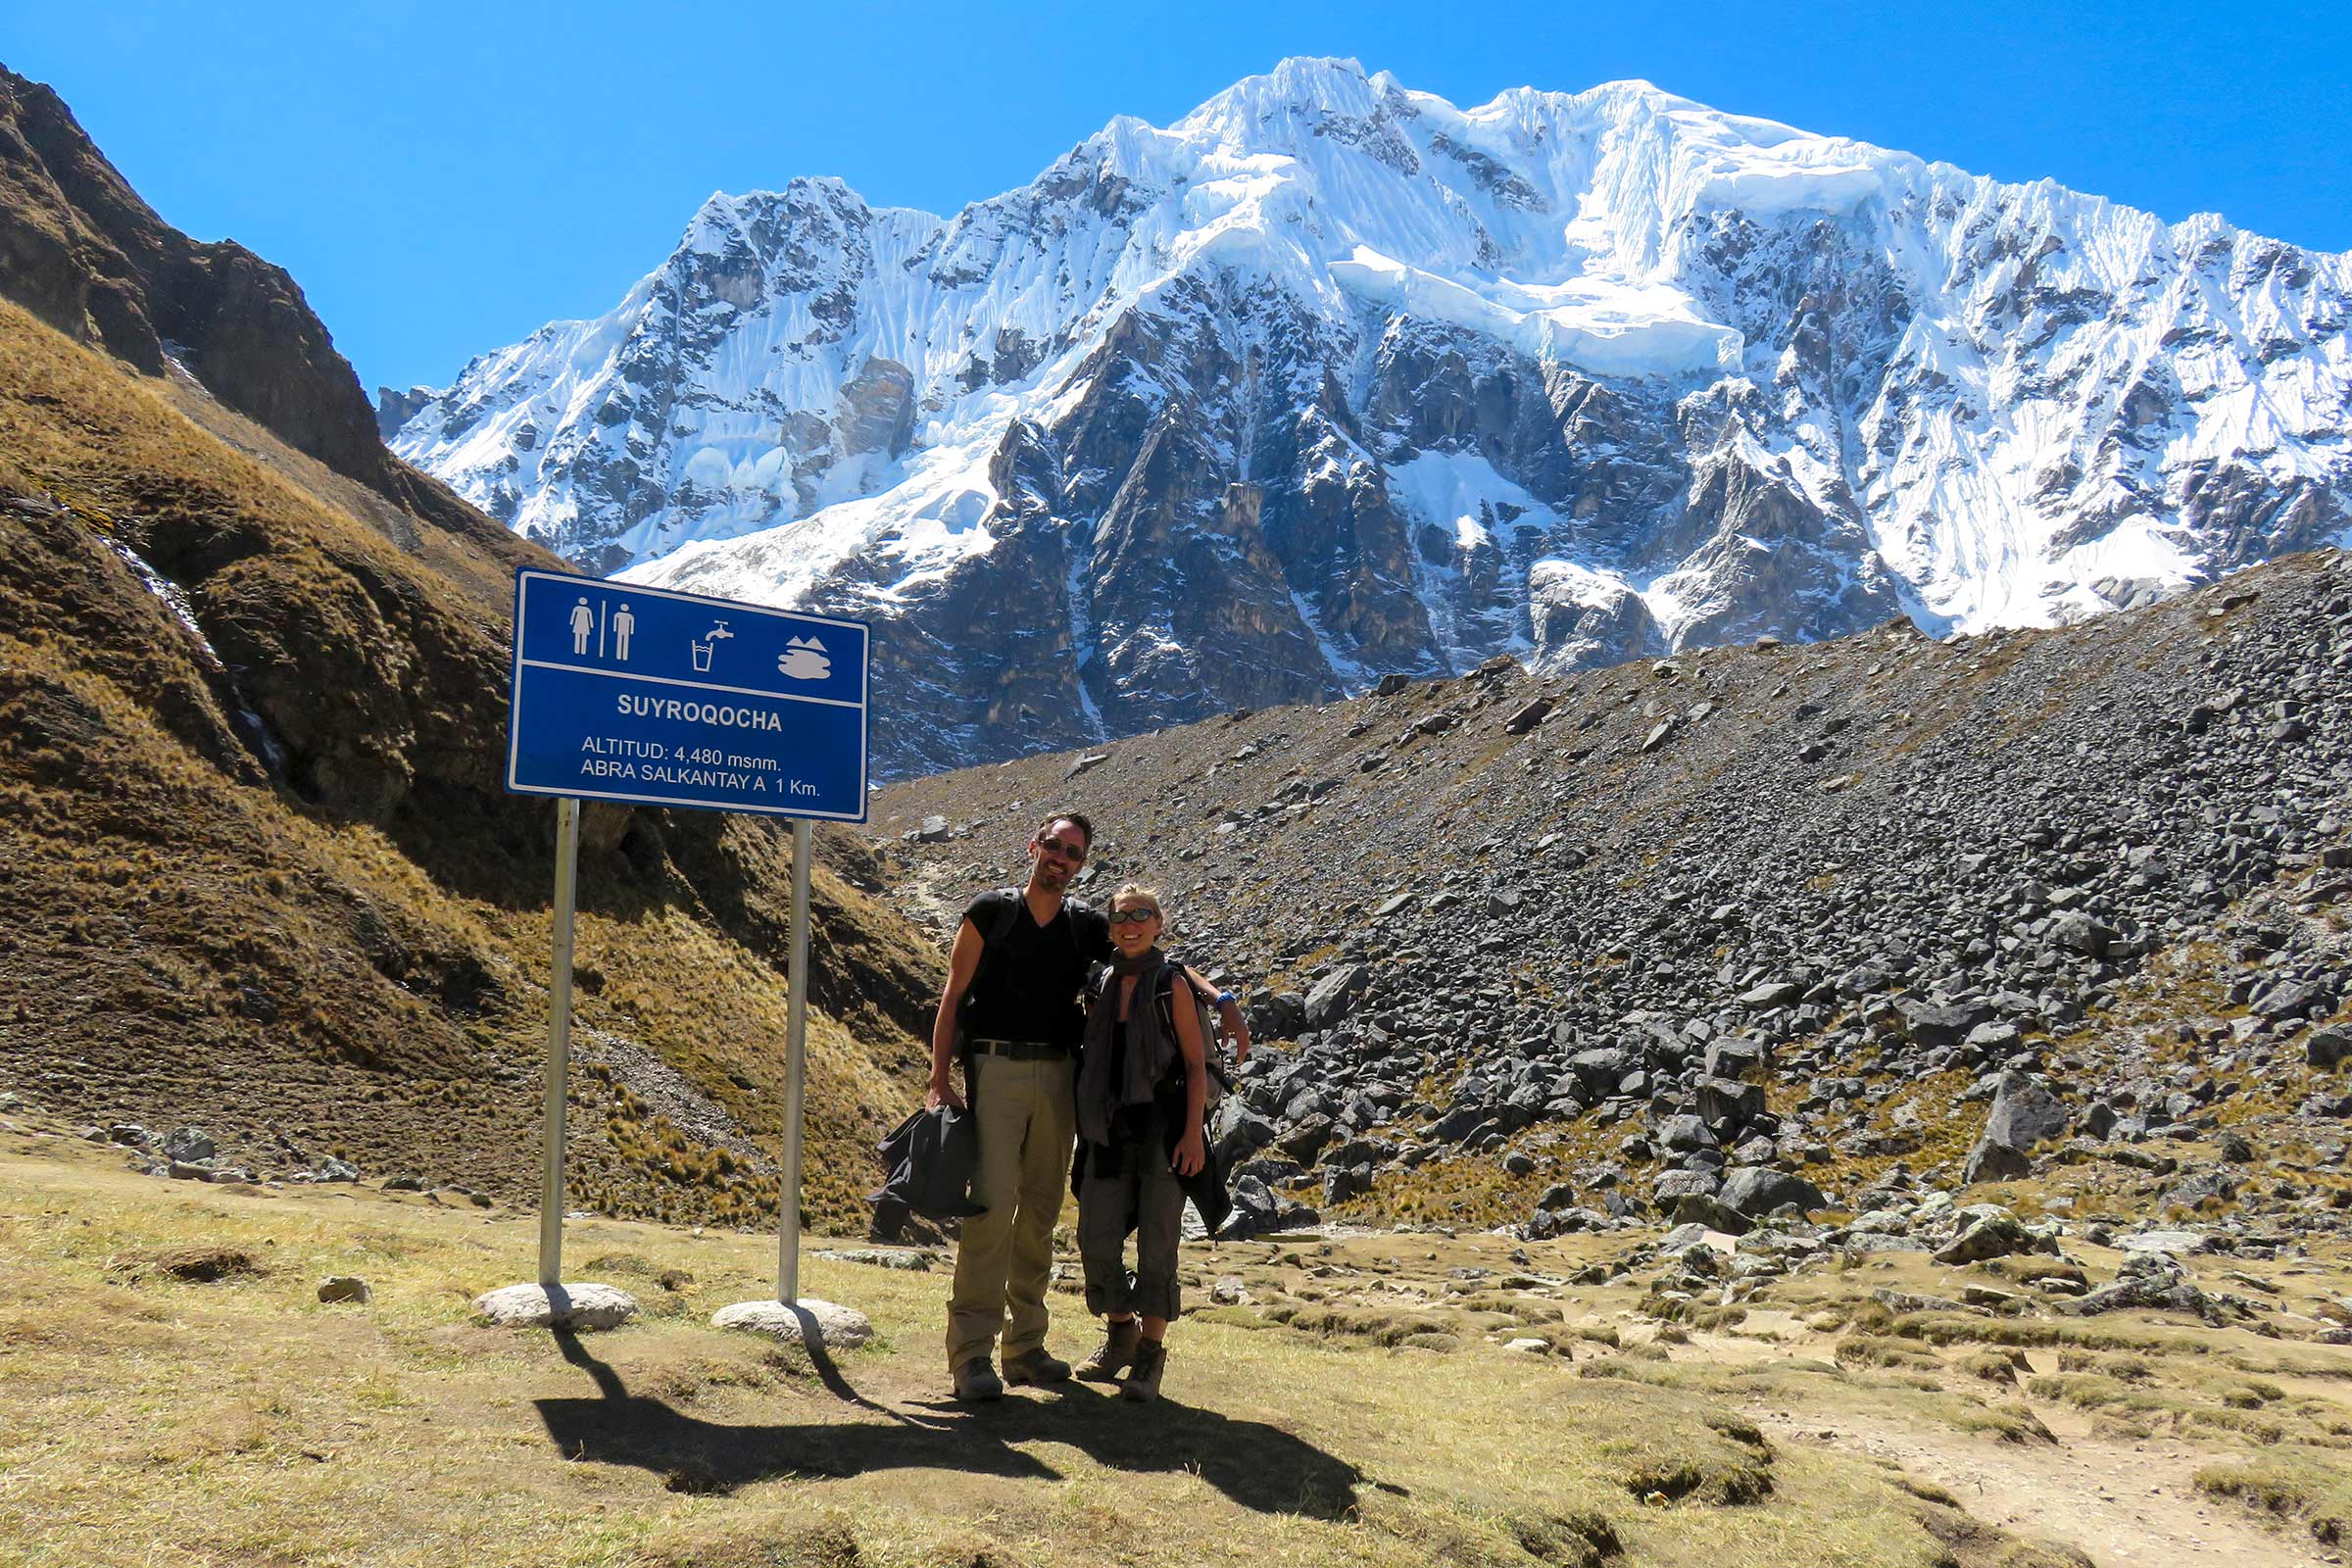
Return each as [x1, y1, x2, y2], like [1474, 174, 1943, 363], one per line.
[537, 1333, 1364, 1518]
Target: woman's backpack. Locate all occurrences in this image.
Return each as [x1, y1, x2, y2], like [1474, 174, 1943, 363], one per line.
[1152, 961, 1231, 1107]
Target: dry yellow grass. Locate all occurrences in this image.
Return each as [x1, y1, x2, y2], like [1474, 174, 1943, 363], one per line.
[0, 1131, 2124, 1568]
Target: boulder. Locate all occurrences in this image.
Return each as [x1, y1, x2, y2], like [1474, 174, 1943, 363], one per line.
[1657, 1113, 1716, 1152]
[163, 1127, 216, 1163]
[1983, 1080, 2070, 1151]
[710, 1298, 873, 1348]
[1670, 1194, 1753, 1236]
[1962, 1139, 2034, 1184]
[472, 1282, 640, 1331]
[317, 1276, 372, 1304]
[1933, 1210, 2036, 1266]
[1896, 1001, 1983, 1050]
[1695, 1076, 1764, 1128]
[1304, 963, 1371, 1029]
[1650, 1169, 1721, 1201]
[1718, 1167, 1827, 1218]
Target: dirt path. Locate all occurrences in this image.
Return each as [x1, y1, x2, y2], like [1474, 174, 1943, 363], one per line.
[1751, 1405, 2334, 1568]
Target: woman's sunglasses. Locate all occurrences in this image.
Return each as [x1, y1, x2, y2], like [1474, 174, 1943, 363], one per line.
[1108, 907, 1160, 925]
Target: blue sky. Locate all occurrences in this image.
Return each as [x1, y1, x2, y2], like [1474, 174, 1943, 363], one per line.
[11, 1, 2348, 396]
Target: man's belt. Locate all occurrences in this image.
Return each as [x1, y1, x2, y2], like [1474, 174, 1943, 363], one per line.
[967, 1037, 1070, 1060]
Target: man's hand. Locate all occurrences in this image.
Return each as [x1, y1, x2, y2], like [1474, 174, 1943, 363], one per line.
[927, 1070, 966, 1112]
[1173, 1127, 1207, 1177]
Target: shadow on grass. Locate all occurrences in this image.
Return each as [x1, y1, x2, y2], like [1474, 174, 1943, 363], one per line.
[539, 1331, 1363, 1517]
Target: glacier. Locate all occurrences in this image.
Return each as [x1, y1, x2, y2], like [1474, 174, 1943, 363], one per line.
[387, 57, 2352, 775]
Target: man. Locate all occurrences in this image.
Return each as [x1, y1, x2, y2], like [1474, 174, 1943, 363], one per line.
[928, 811, 1245, 1400]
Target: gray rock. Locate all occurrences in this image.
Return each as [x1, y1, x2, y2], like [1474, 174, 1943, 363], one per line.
[472, 1282, 640, 1331]
[1303, 963, 1371, 1029]
[1671, 1194, 1752, 1235]
[2251, 978, 2322, 1020]
[2308, 1028, 2352, 1070]
[814, 1248, 935, 1271]
[318, 1276, 372, 1304]
[2119, 1230, 2213, 1255]
[1934, 1211, 2036, 1265]
[1657, 1113, 1716, 1152]
[1695, 1076, 1764, 1127]
[1739, 981, 1801, 1010]
[1984, 1081, 2070, 1150]
[1896, 1002, 1982, 1050]
[2048, 911, 2117, 956]
[1962, 1139, 2034, 1183]
[710, 1298, 873, 1348]
[1657, 1223, 1713, 1255]
[1501, 697, 1554, 734]
[163, 1127, 216, 1163]
[1718, 1167, 1827, 1217]
[1651, 1169, 1721, 1201]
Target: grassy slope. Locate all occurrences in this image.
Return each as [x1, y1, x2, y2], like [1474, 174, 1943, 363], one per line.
[0, 1127, 2130, 1568]
[0, 300, 939, 1230]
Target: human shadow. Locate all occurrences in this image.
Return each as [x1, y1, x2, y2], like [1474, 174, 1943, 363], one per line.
[537, 1332, 1363, 1517]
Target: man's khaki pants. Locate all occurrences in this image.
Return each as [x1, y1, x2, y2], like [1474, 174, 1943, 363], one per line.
[946, 1052, 1076, 1371]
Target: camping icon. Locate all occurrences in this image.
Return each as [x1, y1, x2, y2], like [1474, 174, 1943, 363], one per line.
[777, 636, 831, 681]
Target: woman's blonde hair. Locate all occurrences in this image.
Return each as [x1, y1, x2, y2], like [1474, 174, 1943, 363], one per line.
[1110, 882, 1164, 919]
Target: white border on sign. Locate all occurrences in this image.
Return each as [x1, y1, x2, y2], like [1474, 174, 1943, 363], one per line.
[505, 567, 872, 822]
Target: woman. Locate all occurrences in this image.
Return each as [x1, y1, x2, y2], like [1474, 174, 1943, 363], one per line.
[1071, 884, 1209, 1402]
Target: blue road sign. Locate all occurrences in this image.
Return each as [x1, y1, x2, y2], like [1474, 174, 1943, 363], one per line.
[506, 569, 869, 821]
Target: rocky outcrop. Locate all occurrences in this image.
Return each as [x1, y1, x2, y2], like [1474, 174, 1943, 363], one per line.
[875, 545, 2352, 1243]
[0, 65, 522, 564]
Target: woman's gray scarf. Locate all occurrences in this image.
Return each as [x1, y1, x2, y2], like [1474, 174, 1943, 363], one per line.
[1076, 948, 1175, 1148]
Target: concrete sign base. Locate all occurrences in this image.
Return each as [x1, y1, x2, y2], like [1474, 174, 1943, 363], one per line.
[473, 1281, 641, 1330]
[711, 1298, 873, 1348]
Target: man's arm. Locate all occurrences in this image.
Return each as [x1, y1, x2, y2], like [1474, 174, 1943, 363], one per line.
[1181, 963, 1250, 1061]
[1168, 980, 1208, 1176]
[928, 918, 985, 1109]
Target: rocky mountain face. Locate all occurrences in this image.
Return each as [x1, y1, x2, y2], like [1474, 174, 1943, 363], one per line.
[871, 543, 2352, 1253]
[0, 71, 942, 1227]
[0, 66, 493, 536]
[394, 58, 2352, 777]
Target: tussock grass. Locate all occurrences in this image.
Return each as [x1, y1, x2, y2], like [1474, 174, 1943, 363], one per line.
[2196, 1452, 2352, 1544]
[0, 1138, 2122, 1568]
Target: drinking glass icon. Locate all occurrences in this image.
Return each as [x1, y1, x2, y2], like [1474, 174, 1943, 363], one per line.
[692, 620, 733, 672]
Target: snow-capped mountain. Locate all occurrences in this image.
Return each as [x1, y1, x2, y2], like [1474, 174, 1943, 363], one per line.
[387, 58, 2352, 775]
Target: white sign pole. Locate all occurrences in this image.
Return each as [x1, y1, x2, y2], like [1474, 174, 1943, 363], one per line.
[777, 816, 812, 1303]
[538, 796, 582, 1288]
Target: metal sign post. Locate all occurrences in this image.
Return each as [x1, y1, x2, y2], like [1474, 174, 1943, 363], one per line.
[538, 796, 582, 1288]
[778, 817, 812, 1304]
[492, 566, 872, 1343]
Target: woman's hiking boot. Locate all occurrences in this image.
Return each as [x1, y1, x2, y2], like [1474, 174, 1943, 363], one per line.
[952, 1356, 1004, 1402]
[1002, 1346, 1071, 1386]
[1121, 1338, 1166, 1402]
[1077, 1318, 1141, 1381]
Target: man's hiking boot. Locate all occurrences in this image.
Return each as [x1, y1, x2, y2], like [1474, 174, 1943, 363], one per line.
[1002, 1346, 1071, 1386]
[1121, 1338, 1166, 1402]
[1077, 1318, 1142, 1381]
[952, 1356, 1004, 1402]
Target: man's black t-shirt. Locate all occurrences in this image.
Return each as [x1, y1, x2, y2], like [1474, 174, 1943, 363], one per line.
[960, 890, 1112, 1049]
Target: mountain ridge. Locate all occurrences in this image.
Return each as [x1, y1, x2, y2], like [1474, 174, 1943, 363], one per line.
[389, 59, 2351, 778]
